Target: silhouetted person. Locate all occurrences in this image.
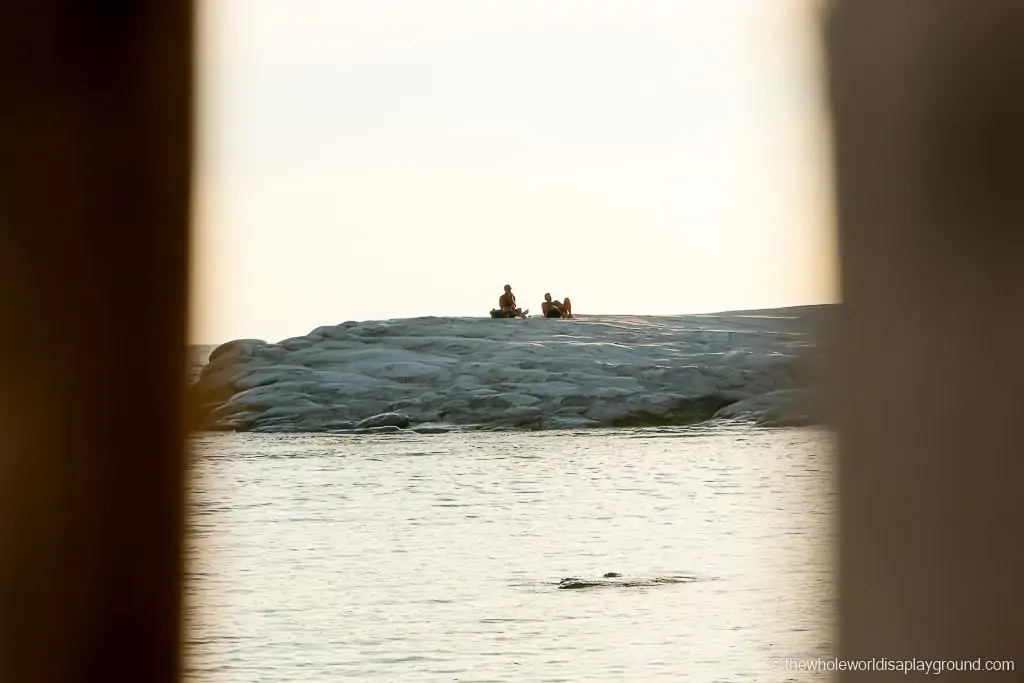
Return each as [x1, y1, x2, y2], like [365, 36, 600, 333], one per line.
[498, 284, 523, 317]
[542, 293, 572, 318]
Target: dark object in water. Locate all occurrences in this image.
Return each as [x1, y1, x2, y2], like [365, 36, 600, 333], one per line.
[557, 575, 694, 590]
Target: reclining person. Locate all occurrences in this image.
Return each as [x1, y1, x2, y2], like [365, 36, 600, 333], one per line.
[498, 284, 523, 317]
[542, 293, 572, 318]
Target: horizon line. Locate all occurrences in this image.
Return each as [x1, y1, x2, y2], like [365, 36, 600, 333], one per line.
[189, 299, 839, 347]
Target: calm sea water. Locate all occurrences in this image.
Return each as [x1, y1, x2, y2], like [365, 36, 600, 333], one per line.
[185, 425, 835, 682]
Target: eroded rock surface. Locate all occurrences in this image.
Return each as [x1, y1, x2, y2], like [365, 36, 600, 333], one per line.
[188, 306, 830, 432]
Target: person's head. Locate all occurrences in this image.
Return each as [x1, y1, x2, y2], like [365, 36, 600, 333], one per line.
[504, 284, 512, 293]
[544, 293, 552, 302]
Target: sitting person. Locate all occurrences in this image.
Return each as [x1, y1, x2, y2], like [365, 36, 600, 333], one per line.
[542, 293, 572, 318]
[497, 284, 523, 318]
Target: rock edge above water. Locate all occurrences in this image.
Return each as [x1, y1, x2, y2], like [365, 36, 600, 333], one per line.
[189, 306, 831, 433]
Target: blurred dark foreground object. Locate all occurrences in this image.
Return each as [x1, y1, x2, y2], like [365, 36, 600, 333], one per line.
[2, 1, 1024, 682]
[0, 3, 192, 682]
[827, 1, 1024, 678]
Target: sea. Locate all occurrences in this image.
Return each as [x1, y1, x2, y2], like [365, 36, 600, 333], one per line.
[184, 423, 835, 682]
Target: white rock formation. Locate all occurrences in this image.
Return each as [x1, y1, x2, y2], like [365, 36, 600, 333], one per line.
[189, 306, 829, 432]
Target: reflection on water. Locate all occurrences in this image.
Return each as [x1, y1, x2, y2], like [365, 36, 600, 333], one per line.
[185, 425, 835, 682]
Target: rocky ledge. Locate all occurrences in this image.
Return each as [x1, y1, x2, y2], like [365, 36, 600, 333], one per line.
[188, 305, 830, 433]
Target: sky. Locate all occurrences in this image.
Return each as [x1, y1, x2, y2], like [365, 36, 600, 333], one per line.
[191, 0, 837, 344]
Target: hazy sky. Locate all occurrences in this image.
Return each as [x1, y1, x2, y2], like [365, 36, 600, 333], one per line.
[191, 0, 837, 344]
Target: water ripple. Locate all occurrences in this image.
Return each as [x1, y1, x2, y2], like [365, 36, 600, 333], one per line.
[185, 425, 835, 683]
